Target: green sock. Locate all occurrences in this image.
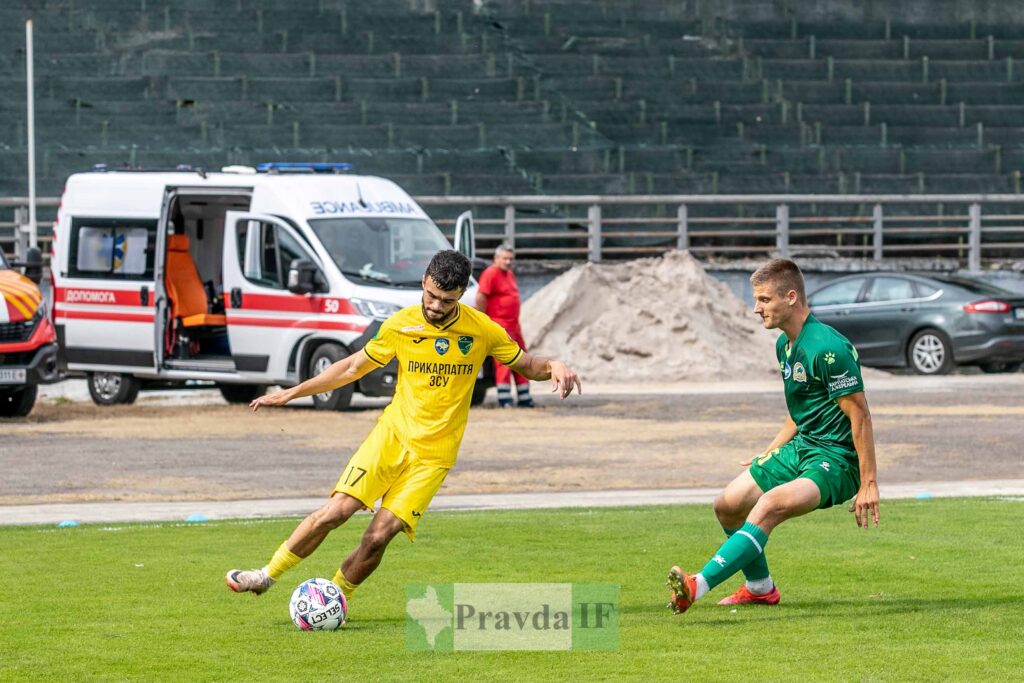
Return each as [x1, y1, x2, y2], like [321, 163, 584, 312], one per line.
[700, 522, 770, 591]
[723, 526, 771, 582]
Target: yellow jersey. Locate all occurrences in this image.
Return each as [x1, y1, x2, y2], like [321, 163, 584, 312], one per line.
[362, 303, 524, 466]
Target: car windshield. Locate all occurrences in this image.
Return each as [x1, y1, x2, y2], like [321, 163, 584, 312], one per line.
[929, 275, 1013, 297]
[308, 217, 451, 287]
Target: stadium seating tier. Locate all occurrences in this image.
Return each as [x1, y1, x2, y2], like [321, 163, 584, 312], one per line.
[2, 0, 1024, 212]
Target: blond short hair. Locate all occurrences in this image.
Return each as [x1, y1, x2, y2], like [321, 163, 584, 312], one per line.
[750, 258, 806, 301]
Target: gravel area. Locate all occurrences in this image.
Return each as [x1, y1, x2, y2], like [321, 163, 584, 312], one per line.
[2, 374, 1022, 505]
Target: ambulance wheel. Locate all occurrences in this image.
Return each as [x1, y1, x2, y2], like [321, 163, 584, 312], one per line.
[87, 372, 140, 406]
[470, 380, 488, 407]
[309, 344, 354, 411]
[0, 386, 37, 417]
[218, 383, 268, 404]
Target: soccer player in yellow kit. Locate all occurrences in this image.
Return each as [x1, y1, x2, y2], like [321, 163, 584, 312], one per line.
[225, 250, 581, 604]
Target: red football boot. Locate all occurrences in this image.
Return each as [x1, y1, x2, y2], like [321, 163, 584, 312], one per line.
[666, 566, 698, 614]
[717, 584, 780, 606]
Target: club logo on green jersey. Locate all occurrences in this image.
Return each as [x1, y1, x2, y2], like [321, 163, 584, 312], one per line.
[824, 352, 836, 365]
[793, 362, 807, 383]
[458, 335, 474, 355]
[435, 338, 450, 355]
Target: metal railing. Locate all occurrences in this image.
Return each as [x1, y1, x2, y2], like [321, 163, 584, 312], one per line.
[421, 194, 1024, 269]
[6, 193, 1024, 269]
[0, 197, 58, 259]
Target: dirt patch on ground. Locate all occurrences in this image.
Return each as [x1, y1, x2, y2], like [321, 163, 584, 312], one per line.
[871, 404, 1024, 416]
[3, 375, 1023, 504]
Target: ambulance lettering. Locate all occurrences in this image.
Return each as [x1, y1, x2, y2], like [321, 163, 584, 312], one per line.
[64, 289, 117, 304]
[310, 200, 417, 215]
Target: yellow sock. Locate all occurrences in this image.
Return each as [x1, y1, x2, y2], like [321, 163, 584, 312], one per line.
[265, 542, 303, 581]
[332, 569, 359, 600]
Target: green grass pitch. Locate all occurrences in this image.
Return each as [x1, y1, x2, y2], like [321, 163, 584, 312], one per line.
[2, 498, 1021, 681]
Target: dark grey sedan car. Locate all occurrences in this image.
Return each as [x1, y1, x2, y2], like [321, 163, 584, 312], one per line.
[808, 273, 1024, 375]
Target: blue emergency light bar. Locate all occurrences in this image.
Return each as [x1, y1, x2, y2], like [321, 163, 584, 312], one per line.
[256, 162, 353, 173]
[86, 162, 352, 175]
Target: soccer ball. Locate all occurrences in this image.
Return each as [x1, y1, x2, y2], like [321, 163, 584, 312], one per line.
[289, 578, 347, 631]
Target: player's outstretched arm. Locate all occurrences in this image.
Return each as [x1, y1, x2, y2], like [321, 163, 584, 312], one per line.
[510, 352, 582, 399]
[740, 416, 797, 466]
[836, 391, 880, 529]
[250, 350, 378, 412]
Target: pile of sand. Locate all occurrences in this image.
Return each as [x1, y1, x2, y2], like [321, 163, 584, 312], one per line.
[521, 250, 779, 383]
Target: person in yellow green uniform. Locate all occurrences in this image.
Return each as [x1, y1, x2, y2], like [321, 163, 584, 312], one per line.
[226, 250, 581, 606]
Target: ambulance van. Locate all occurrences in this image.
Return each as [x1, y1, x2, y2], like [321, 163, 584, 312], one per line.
[51, 163, 484, 409]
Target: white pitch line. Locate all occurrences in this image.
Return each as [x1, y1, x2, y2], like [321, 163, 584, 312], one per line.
[2, 480, 1023, 526]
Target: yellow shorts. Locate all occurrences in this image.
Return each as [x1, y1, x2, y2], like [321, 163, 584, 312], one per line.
[333, 420, 449, 541]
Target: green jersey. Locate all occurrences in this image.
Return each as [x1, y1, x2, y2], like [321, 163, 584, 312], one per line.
[776, 315, 864, 463]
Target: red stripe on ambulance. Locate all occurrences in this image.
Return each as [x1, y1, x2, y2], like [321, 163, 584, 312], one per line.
[224, 316, 366, 332]
[55, 310, 156, 323]
[234, 293, 356, 315]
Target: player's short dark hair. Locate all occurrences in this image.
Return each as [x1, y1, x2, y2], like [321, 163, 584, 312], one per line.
[750, 258, 806, 301]
[424, 250, 471, 292]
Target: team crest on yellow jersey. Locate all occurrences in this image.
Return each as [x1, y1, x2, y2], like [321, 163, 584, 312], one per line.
[458, 335, 473, 355]
[434, 338, 450, 355]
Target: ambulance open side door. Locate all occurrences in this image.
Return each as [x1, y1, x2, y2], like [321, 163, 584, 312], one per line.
[454, 210, 476, 260]
[222, 211, 329, 383]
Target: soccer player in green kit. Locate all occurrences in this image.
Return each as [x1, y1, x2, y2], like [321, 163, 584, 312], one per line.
[667, 258, 880, 613]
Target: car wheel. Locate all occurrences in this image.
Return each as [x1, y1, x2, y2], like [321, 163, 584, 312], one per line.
[87, 372, 141, 405]
[0, 386, 38, 417]
[218, 383, 268, 403]
[309, 344, 354, 411]
[979, 361, 1022, 374]
[907, 329, 953, 375]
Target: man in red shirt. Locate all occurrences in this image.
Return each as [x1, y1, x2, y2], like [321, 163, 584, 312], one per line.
[475, 244, 533, 407]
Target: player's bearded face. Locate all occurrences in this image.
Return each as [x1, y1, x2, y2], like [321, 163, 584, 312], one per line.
[421, 277, 463, 324]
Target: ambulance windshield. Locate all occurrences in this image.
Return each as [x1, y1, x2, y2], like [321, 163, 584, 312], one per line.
[309, 217, 451, 287]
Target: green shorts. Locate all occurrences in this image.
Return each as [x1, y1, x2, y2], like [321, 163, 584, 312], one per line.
[748, 441, 860, 510]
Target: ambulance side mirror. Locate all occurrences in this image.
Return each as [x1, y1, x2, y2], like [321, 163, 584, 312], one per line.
[12, 247, 43, 284]
[287, 258, 317, 295]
